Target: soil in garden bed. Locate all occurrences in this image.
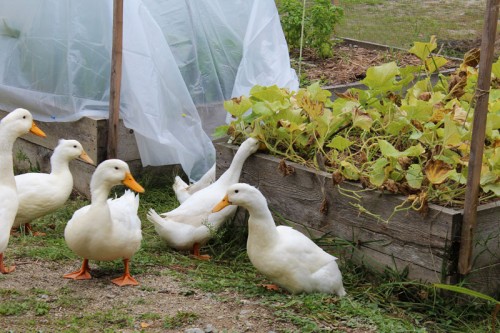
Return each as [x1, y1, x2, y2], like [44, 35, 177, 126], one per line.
[292, 40, 463, 87]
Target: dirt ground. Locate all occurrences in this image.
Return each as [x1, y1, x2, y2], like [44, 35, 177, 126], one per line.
[1, 258, 301, 332]
[296, 40, 468, 87]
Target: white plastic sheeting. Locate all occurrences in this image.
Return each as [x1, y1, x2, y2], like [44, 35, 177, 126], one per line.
[0, 0, 298, 180]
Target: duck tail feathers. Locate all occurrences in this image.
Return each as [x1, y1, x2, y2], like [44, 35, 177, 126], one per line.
[147, 208, 165, 227]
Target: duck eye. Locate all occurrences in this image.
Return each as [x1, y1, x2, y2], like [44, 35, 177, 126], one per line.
[73, 145, 77, 148]
[114, 167, 119, 170]
[22, 116, 26, 119]
[235, 190, 239, 193]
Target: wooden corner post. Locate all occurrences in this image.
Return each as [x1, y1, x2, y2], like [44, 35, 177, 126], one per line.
[107, 0, 124, 159]
[458, 0, 500, 275]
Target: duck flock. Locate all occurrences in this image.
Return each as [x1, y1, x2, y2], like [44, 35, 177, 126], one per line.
[0, 108, 345, 297]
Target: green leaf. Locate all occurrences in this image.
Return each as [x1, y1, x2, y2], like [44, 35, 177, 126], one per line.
[409, 38, 437, 61]
[369, 158, 389, 186]
[433, 284, 500, 304]
[252, 102, 273, 116]
[307, 82, 332, 102]
[401, 100, 433, 122]
[362, 62, 399, 91]
[480, 171, 498, 186]
[492, 58, 500, 78]
[406, 164, 423, 189]
[223, 96, 252, 117]
[213, 125, 229, 138]
[482, 182, 500, 196]
[328, 136, 353, 151]
[378, 140, 401, 158]
[403, 144, 425, 157]
[386, 118, 409, 136]
[353, 113, 373, 131]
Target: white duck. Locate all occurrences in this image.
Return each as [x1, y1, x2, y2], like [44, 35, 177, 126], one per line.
[147, 137, 260, 259]
[173, 164, 215, 204]
[0, 108, 46, 274]
[63, 159, 145, 286]
[213, 183, 346, 296]
[12, 139, 94, 235]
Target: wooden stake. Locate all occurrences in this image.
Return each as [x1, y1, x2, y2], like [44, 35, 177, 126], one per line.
[458, 0, 500, 275]
[107, 0, 124, 159]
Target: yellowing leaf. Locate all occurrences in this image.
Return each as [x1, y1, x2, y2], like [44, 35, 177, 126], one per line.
[425, 160, 453, 184]
[425, 56, 448, 73]
[340, 161, 360, 180]
[443, 115, 462, 147]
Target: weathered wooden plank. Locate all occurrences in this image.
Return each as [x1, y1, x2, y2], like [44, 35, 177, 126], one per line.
[215, 141, 498, 289]
[217, 141, 457, 246]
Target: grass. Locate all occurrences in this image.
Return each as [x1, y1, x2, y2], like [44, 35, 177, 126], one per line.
[335, 0, 487, 56]
[2, 170, 497, 332]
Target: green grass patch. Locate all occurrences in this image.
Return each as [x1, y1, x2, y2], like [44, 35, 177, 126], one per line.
[163, 311, 199, 329]
[336, 0, 486, 55]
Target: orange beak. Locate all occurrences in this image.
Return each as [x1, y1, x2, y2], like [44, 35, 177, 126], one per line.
[79, 150, 94, 165]
[122, 172, 145, 193]
[212, 194, 231, 213]
[30, 122, 46, 137]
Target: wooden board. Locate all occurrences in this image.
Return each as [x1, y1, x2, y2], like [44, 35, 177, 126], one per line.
[215, 140, 499, 291]
[0, 110, 140, 164]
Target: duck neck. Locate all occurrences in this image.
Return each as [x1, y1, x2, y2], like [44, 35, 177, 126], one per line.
[246, 199, 279, 246]
[90, 180, 113, 207]
[218, 147, 253, 184]
[50, 153, 71, 176]
[0, 133, 16, 187]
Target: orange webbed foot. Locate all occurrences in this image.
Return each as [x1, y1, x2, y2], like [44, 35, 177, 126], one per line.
[112, 274, 139, 286]
[0, 253, 15, 274]
[260, 284, 280, 291]
[112, 259, 139, 287]
[191, 243, 211, 261]
[63, 259, 91, 280]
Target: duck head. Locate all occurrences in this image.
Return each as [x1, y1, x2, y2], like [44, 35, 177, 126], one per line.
[1, 108, 46, 138]
[92, 159, 145, 193]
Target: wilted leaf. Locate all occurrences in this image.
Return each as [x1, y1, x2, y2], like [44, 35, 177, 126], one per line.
[328, 136, 353, 151]
[462, 48, 480, 68]
[278, 159, 295, 176]
[406, 164, 423, 189]
[340, 161, 360, 180]
[425, 159, 453, 184]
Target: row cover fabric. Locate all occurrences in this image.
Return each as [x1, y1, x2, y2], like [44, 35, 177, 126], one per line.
[0, 0, 298, 180]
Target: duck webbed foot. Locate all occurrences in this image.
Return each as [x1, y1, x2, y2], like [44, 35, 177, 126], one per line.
[63, 258, 92, 280]
[111, 259, 139, 287]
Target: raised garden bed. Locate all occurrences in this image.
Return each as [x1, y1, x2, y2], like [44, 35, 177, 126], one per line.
[215, 141, 500, 296]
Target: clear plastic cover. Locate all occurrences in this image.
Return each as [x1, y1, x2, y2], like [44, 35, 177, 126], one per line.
[0, 0, 298, 180]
